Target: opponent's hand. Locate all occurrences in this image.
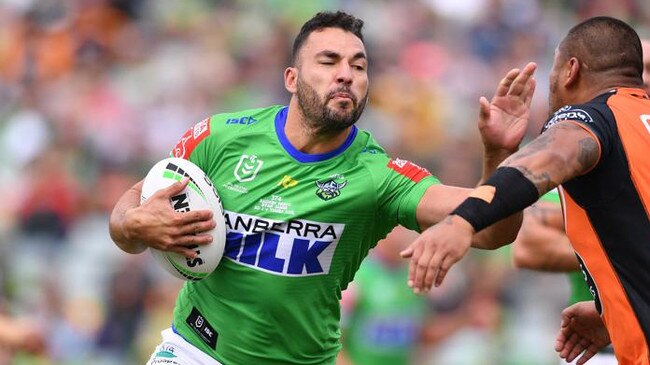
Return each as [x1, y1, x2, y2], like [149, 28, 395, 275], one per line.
[122, 178, 215, 258]
[479, 62, 537, 155]
[400, 215, 474, 292]
[555, 301, 611, 365]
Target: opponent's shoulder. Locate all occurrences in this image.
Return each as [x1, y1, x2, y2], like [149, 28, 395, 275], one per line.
[172, 105, 284, 159]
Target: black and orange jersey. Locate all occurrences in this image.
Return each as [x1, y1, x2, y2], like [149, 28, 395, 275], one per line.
[542, 88, 650, 364]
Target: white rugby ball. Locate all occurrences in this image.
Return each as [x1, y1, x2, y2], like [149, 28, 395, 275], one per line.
[141, 157, 226, 281]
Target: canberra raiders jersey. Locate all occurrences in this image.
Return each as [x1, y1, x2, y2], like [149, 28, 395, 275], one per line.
[168, 105, 439, 365]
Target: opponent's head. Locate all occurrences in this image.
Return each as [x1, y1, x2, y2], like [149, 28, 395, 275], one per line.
[641, 39, 650, 94]
[548, 16, 643, 113]
[285, 11, 369, 135]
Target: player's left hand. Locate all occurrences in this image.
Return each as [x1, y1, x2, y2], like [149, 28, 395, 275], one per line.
[400, 215, 474, 292]
[479, 62, 537, 155]
[555, 301, 611, 365]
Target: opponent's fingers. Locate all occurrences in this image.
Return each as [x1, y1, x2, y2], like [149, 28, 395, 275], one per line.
[478, 96, 490, 122]
[433, 254, 458, 288]
[176, 219, 217, 236]
[412, 248, 438, 293]
[522, 77, 536, 107]
[400, 245, 414, 259]
[407, 241, 424, 288]
[555, 322, 572, 353]
[576, 345, 599, 365]
[561, 332, 582, 359]
[507, 63, 537, 97]
[566, 337, 589, 362]
[495, 69, 520, 97]
[423, 252, 444, 291]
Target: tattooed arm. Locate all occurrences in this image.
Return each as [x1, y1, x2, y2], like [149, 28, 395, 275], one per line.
[402, 120, 600, 292]
[501, 121, 600, 195]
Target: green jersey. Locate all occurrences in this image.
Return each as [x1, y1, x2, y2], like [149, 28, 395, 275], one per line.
[168, 106, 439, 365]
[540, 190, 593, 305]
[343, 256, 427, 365]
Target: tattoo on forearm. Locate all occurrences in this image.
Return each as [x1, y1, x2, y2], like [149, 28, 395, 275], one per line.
[505, 130, 556, 162]
[513, 165, 555, 194]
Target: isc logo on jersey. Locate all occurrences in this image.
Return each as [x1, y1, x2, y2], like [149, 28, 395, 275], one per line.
[222, 211, 345, 276]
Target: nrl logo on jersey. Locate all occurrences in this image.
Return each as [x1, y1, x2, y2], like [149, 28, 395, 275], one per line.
[315, 174, 347, 201]
[234, 154, 263, 182]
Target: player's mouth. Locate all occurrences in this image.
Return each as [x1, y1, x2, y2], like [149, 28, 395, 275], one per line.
[329, 91, 356, 105]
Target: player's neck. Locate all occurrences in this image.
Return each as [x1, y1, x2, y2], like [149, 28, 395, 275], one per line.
[284, 100, 353, 154]
[578, 75, 644, 102]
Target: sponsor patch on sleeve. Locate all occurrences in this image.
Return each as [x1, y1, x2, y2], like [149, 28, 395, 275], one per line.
[387, 158, 432, 183]
[171, 118, 211, 159]
[543, 105, 595, 132]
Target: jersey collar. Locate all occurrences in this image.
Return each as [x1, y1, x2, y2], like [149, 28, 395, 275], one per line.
[274, 106, 358, 163]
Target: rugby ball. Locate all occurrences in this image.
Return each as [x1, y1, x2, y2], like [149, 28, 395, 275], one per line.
[141, 157, 226, 281]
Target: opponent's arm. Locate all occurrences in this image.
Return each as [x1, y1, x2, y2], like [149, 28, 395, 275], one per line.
[406, 121, 600, 292]
[414, 185, 521, 249]
[403, 64, 537, 284]
[512, 201, 579, 272]
[109, 178, 215, 257]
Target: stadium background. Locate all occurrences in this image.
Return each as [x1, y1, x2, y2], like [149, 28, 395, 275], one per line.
[0, 0, 648, 364]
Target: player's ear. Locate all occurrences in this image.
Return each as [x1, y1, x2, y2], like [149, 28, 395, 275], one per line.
[564, 57, 581, 87]
[284, 67, 298, 93]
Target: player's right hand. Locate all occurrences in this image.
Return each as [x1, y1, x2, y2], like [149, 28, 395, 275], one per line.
[555, 301, 611, 365]
[400, 215, 474, 292]
[123, 178, 215, 258]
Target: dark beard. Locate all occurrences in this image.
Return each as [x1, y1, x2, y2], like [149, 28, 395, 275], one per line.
[296, 76, 367, 136]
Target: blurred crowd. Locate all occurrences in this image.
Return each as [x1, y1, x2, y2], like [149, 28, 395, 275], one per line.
[0, 0, 649, 364]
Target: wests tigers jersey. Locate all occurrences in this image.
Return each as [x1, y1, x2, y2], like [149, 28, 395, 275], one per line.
[542, 88, 650, 364]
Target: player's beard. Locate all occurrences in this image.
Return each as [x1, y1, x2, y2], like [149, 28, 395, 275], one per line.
[296, 76, 368, 136]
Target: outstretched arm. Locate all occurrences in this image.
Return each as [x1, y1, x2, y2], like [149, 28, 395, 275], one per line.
[403, 63, 539, 292]
[408, 120, 599, 292]
[402, 60, 600, 291]
[413, 63, 537, 243]
[109, 178, 215, 258]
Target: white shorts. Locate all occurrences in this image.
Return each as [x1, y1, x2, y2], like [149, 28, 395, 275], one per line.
[146, 328, 223, 365]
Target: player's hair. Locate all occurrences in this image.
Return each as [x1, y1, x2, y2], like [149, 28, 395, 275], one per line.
[559, 16, 643, 80]
[291, 11, 364, 65]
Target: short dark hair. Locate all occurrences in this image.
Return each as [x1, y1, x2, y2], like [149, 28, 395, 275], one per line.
[559, 16, 643, 79]
[291, 11, 364, 65]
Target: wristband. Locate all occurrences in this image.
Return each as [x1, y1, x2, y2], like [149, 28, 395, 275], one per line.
[451, 167, 540, 232]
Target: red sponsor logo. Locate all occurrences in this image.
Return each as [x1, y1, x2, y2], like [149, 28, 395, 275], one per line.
[172, 118, 211, 159]
[387, 158, 431, 183]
